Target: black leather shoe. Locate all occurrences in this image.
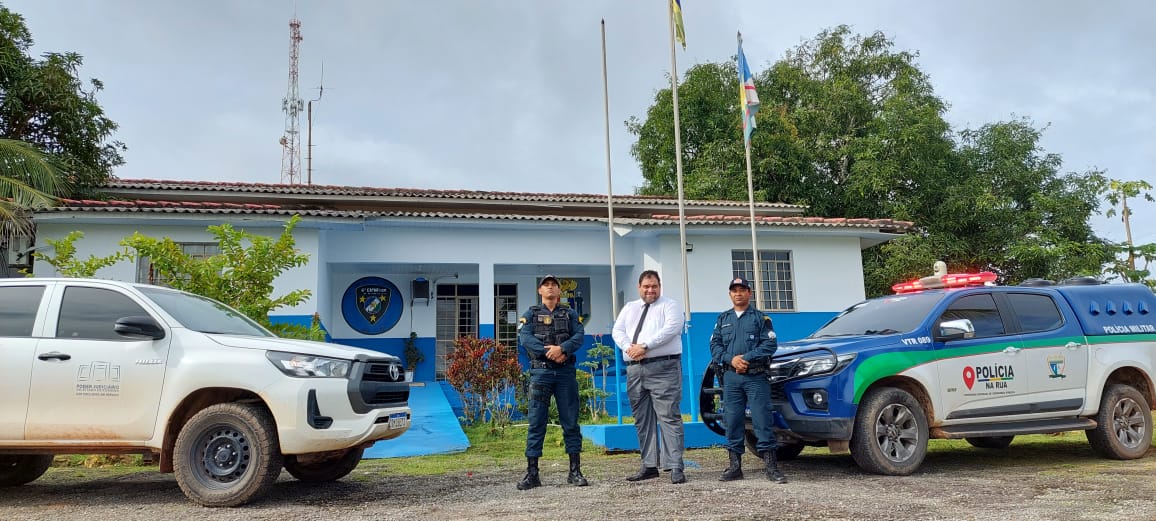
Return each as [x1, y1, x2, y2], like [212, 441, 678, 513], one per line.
[670, 468, 686, 484]
[625, 466, 660, 482]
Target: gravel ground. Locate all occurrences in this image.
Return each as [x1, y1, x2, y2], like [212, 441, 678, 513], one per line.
[5, 442, 1156, 521]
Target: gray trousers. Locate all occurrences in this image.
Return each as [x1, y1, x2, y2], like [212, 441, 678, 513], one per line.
[626, 357, 685, 471]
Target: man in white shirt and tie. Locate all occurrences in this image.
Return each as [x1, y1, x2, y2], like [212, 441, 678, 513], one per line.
[612, 270, 687, 484]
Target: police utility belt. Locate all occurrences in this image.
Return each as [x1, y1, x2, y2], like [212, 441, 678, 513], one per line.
[530, 357, 574, 369]
[722, 360, 769, 375]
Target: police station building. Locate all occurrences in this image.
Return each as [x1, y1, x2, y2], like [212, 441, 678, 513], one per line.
[28, 179, 911, 423]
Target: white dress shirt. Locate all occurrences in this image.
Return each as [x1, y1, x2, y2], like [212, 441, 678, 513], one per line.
[612, 295, 685, 361]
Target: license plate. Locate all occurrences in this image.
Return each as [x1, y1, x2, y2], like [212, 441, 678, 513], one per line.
[388, 412, 408, 429]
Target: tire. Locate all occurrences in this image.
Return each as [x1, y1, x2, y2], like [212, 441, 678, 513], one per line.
[745, 431, 805, 461]
[965, 436, 1015, 449]
[0, 455, 53, 487]
[173, 402, 283, 507]
[284, 448, 364, 482]
[850, 387, 929, 475]
[698, 362, 726, 436]
[1086, 384, 1152, 460]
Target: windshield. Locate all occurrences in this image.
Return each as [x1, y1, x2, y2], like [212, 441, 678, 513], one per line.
[809, 292, 946, 338]
[138, 286, 275, 337]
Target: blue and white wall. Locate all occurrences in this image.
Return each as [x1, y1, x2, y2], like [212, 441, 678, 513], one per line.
[31, 216, 873, 393]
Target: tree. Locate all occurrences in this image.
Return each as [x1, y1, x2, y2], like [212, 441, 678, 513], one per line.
[30, 230, 128, 277]
[629, 26, 1112, 296]
[0, 138, 62, 235]
[121, 215, 312, 325]
[1103, 179, 1155, 288]
[0, 5, 124, 196]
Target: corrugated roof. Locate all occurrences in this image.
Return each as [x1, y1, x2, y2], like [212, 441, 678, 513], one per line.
[106, 179, 803, 209]
[43, 198, 914, 232]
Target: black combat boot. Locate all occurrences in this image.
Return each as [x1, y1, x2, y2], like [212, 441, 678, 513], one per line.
[719, 451, 743, 481]
[516, 457, 541, 490]
[567, 453, 589, 486]
[763, 450, 787, 483]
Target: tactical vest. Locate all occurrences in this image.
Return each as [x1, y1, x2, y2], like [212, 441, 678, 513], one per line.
[530, 304, 574, 366]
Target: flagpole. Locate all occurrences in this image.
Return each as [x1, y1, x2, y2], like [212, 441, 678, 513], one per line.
[740, 31, 765, 311]
[601, 19, 624, 425]
[667, 0, 695, 422]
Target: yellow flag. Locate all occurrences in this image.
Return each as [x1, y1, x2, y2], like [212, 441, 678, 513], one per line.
[671, 0, 686, 49]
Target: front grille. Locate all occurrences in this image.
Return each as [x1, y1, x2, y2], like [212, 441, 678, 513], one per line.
[363, 361, 406, 382]
[348, 360, 410, 413]
[370, 391, 409, 404]
[770, 383, 787, 402]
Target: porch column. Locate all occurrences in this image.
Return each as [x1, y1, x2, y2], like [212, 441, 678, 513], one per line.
[478, 262, 495, 339]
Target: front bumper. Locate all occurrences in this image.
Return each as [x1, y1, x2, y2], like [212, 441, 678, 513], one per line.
[263, 360, 413, 454]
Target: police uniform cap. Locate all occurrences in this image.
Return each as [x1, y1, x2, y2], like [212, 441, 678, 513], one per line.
[539, 274, 560, 287]
[729, 277, 751, 290]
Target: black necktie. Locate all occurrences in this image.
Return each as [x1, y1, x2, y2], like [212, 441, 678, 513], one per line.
[632, 303, 650, 344]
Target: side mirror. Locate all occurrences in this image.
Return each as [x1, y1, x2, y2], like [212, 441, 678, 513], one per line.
[936, 318, 975, 342]
[115, 315, 166, 340]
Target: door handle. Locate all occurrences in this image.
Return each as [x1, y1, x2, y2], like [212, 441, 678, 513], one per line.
[38, 351, 72, 361]
[1002, 346, 1021, 355]
[1065, 342, 1081, 350]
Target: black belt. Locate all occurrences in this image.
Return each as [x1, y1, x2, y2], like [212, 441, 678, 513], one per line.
[721, 363, 767, 375]
[530, 359, 574, 369]
[626, 354, 680, 366]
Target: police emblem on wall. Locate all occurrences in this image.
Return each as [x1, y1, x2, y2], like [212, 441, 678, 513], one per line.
[341, 277, 403, 335]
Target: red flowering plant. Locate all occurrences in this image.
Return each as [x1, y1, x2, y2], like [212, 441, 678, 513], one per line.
[445, 336, 523, 426]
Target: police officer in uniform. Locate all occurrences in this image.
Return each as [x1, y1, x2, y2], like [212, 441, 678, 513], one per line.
[516, 274, 588, 490]
[709, 277, 787, 483]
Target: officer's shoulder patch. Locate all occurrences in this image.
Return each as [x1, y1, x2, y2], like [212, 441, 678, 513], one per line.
[518, 316, 527, 325]
[763, 315, 772, 322]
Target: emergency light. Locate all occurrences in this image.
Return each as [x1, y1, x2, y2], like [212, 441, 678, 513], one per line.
[892, 271, 996, 294]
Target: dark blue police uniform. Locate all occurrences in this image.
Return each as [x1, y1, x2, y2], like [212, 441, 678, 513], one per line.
[519, 302, 585, 458]
[709, 306, 778, 456]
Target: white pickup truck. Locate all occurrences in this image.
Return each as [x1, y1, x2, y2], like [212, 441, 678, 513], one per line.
[0, 278, 411, 507]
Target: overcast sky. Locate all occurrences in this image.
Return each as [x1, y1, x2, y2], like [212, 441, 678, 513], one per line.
[8, 0, 1154, 244]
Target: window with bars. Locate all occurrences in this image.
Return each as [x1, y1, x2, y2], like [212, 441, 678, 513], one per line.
[731, 250, 796, 311]
[435, 284, 479, 380]
[433, 283, 518, 381]
[494, 284, 518, 352]
[136, 243, 221, 285]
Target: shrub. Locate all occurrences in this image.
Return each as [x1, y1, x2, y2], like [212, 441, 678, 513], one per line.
[446, 336, 522, 426]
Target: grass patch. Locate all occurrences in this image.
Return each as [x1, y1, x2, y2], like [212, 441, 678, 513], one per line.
[355, 422, 621, 477]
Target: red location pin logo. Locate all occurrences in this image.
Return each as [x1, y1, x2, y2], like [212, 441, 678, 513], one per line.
[962, 366, 975, 390]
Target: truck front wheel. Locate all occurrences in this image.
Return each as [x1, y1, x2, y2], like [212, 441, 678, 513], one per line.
[0, 455, 53, 487]
[850, 387, 928, 475]
[1087, 384, 1152, 460]
[284, 447, 364, 482]
[173, 402, 283, 507]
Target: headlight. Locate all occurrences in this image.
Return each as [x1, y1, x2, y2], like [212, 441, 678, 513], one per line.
[266, 351, 352, 378]
[771, 353, 856, 379]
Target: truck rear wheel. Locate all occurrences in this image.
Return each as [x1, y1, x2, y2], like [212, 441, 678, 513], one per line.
[745, 431, 805, 461]
[850, 387, 928, 475]
[1087, 384, 1152, 460]
[965, 436, 1015, 449]
[284, 448, 364, 482]
[0, 455, 53, 487]
[173, 402, 283, 507]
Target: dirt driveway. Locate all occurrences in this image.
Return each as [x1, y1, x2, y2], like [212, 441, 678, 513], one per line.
[5, 436, 1156, 521]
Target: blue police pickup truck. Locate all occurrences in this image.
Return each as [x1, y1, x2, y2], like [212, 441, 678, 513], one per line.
[699, 267, 1156, 475]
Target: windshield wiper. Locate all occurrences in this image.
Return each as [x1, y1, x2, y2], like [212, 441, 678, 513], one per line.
[864, 328, 899, 335]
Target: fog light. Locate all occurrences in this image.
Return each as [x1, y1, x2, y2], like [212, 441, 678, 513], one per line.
[802, 389, 828, 410]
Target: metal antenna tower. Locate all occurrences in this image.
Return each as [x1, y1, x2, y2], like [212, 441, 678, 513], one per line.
[279, 17, 304, 184]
